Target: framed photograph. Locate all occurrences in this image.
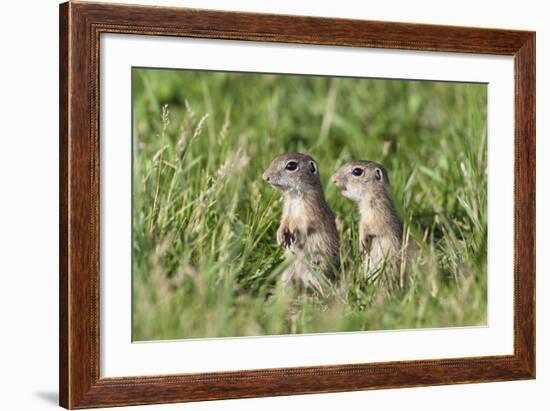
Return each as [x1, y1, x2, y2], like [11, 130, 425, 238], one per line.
[59, 1, 535, 409]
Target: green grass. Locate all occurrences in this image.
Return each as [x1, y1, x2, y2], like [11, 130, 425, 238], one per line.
[132, 68, 487, 341]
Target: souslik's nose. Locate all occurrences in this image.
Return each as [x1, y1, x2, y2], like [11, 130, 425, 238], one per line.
[262, 172, 270, 182]
[332, 175, 344, 190]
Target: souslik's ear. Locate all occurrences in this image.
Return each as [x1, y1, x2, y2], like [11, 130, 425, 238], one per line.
[309, 160, 317, 174]
[375, 167, 384, 182]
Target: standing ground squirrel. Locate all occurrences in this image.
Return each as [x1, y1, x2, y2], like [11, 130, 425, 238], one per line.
[263, 153, 340, 293]
[332, 160, 407, 286]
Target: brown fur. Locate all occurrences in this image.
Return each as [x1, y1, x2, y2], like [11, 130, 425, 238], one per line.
[263, 153, 340, 293]
[332, 160, 406, 286]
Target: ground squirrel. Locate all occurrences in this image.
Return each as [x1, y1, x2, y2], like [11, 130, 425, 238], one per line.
[332, 160, 407, 286]
[263, 153, 340, 293]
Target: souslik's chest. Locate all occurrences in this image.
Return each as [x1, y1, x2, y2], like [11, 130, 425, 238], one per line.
[360, 205, 384, 236]
[284, 197, 309, 231]
[284, 198, 325, 254]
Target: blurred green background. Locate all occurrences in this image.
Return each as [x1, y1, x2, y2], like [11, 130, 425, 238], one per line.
[132, 68, 487, 341]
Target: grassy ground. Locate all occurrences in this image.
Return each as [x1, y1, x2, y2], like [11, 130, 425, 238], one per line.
[132, 68, 487, 341]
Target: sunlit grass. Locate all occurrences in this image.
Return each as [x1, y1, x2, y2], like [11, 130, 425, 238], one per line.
[132, 68, 487, 341]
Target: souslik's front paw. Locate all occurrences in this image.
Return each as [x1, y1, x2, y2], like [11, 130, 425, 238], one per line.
[277, 227, 296, 248]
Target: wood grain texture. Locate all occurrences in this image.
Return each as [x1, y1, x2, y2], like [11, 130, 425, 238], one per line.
[514, 34, 536, 374]
[59, 2, 69, 407]
[59, 1, 536, 408]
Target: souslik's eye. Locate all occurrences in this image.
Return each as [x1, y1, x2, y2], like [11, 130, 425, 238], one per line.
[285, 161, 298, 171]
[352, 167, 364, 176]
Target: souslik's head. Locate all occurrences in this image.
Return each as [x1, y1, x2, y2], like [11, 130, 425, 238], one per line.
[262, 153, 321, 192]
[331, 160, 389, 202]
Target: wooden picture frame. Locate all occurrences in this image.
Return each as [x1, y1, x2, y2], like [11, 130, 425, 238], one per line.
[59, 1, 535, 408]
